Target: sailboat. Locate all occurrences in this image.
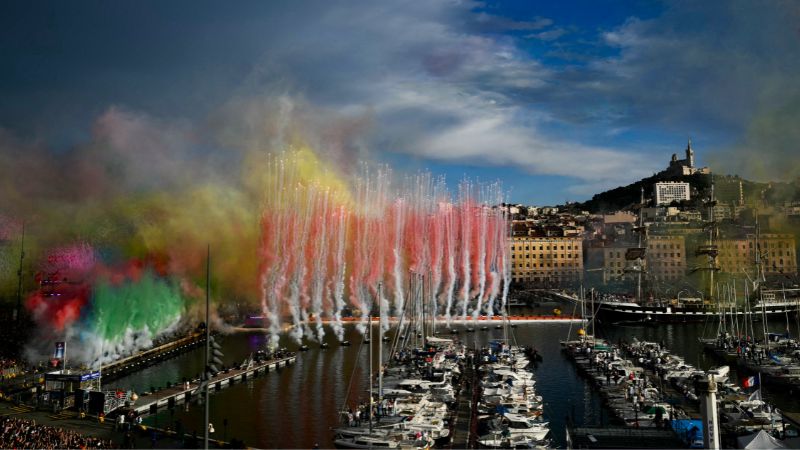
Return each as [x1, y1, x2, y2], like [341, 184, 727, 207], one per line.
[333, 281, 452, 448]
[333, 311, 403, 449]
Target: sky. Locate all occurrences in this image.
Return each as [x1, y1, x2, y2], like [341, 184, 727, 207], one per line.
[2, 0, 800, 205]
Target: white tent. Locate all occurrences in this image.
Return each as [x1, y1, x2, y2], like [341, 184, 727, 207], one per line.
[737, 430, 787, 449]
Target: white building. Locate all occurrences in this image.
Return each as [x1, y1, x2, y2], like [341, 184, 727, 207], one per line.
[654, 181, 690, 206]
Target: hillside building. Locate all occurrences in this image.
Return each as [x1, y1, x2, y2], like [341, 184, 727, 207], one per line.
[654, 182, 691, 206]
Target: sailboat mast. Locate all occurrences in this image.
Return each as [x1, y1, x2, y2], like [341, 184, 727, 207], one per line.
[369, 314, 374, 432]
[431, 272, 437, 336]
[204, 244, 210, 450]
[377, 284, 383, 404]
[417, 273, 427, 346]
[503, 293, 509, 343]
[15, 222, 25, 322]
[590, 286, 592, 342]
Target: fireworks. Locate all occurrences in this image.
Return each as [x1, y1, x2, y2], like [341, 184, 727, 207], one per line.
[258, 151, 509, 346]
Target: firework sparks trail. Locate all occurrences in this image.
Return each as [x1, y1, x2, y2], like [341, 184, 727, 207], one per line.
[256, 152, 508, 345]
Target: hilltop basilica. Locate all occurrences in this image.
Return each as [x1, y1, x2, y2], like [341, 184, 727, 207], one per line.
[661, 139, 710, 177]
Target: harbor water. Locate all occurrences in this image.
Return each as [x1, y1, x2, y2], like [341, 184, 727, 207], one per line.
[109, 310, 800, 448]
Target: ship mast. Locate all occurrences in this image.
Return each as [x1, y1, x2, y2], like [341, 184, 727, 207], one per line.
[636, 187, 645, 304]
[694, 177, 720, 301]
[753, 212, 766, 290]
[741, 209, 768, 307]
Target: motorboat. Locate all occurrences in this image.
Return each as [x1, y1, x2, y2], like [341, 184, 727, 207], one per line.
[708, 365, 730, 382]
[502, 413, 550, 441]
[333, 433, 400, 449]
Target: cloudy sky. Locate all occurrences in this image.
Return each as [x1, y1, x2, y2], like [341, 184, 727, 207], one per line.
[2, 0, 799, 204]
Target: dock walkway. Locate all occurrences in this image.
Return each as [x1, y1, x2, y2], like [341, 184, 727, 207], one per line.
[131, 355, 296, 416]
[449, 355, 477, 449]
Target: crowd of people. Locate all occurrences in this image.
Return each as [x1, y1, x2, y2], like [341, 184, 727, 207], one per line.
[0, 358, 18, 369]
[1, 357, 21, 379]
[0, 416, 116, 449]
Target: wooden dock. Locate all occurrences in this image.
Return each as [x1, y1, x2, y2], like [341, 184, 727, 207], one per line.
[131, 355, 296, 416]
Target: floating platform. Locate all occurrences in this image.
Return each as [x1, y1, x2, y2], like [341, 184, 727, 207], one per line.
[130, 355, 296, 416]
[567, 426, 684, 448]
[424, 315, 583, 324]
[101, 332, 206, 382]
[239, 315, 583, 331]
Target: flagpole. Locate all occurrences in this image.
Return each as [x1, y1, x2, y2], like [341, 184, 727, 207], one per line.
[758, 372, 762, 397]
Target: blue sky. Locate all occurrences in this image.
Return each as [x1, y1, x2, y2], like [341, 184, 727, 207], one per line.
[1, 0, 799, 204]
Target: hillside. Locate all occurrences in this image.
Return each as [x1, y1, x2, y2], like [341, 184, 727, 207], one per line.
[569, 172, 800, 214]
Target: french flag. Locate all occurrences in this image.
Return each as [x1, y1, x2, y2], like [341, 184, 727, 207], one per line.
[742, 376, 758, 388]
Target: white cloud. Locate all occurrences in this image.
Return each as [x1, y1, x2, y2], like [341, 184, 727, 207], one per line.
[232, 0, 653, 189]
[525, 28, 567, 41]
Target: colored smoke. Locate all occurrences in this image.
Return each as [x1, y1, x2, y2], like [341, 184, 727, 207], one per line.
[79, 270, 184, 367]
[1, 98, 510, 357]
[24, 244, 186, 367]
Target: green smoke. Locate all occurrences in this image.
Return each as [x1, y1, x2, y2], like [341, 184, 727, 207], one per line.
[88, 270, 184, 342]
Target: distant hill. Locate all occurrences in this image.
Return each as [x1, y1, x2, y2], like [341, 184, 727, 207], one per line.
[570, 172, 710, 213]
[567, 172, 800, 214]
